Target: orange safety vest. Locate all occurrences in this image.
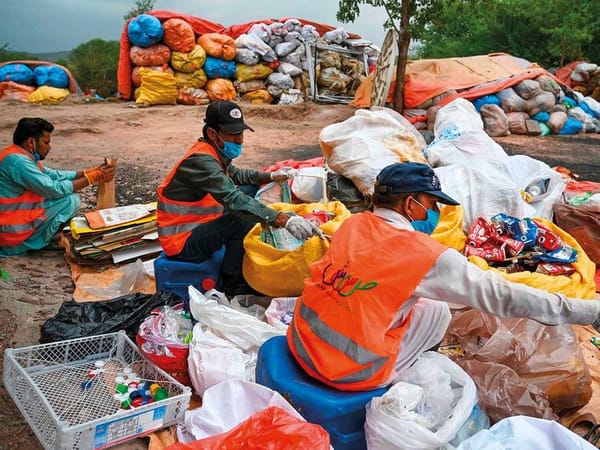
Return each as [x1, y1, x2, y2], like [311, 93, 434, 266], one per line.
[0, 145, 47, 247]
[287, 212, 446, 391]
[157, 141, 225, 256]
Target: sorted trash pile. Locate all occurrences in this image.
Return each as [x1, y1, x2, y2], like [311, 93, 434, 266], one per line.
[119, 11, 376, 106]
[64, 202, 161, 265]
[0, 61, 80, 104]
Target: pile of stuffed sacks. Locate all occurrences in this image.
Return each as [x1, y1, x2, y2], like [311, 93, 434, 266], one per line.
[408, 70, 600, 138]
[127, 14, 377, 106]
[0, 63, 72, 104]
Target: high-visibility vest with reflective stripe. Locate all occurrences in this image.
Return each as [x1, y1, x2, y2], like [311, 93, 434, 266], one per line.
[287, 212, 446, 391]
[157, 141, 225, 256]
[0, 145, 47, 247]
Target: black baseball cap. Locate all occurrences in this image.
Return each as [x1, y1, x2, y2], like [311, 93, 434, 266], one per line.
[375, 162, 460, 205]
[204, 100, 254, 134]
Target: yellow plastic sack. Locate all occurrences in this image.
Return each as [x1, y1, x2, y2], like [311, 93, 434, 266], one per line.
[241, 89, 273, 105]
[468, 218, 597, 299]
[431, 205, 466, 252]
[174, 69, 207, 89]
[170, 45, 206, 73]
[236, 63, 273, 82]
[135, 69, 178, 106]
[243, 201, 351, 297]
[28, 86, 69, 105]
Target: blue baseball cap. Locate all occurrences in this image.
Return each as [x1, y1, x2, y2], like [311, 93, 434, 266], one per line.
[375, 162, 460, 205]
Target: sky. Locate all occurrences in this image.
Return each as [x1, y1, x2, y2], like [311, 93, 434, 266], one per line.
[0, 0, 389, 54]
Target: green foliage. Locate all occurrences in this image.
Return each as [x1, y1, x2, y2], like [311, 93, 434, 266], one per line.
[124, 0, 156, 20]
[68, 39, 120, 97]
[416, 0, 600, 67]
[0, 44, 38, 63]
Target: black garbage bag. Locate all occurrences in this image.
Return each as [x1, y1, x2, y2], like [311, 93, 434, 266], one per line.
[40, 292, 181, 344]
[326, 172, 372, 213]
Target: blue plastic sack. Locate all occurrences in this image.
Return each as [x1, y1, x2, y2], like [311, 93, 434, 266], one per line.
[33, 66, 69, 88]
[558, 116, 583, 135]
[203, 56, 236, 79]
[128, 14, 163, 48]
[472, 94, 501, 112]
[530, 111, 550, 122]
[0, 63, 34, 85]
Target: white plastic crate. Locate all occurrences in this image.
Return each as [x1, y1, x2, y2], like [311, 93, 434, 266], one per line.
[3, 331, 191, 450]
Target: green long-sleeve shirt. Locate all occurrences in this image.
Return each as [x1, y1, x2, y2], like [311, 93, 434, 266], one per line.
[162, 142, 280, 224]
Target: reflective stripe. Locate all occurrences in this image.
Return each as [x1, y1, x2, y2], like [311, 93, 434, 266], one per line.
[0, 216, 45, 234]
[0, 200, 46, 212]
[158, 200, 224, 216]
[157, 222, 201, 236]
[295, 303, 388, 384]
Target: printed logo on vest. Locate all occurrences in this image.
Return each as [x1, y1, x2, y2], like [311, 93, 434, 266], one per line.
[320, 261, 378, 297]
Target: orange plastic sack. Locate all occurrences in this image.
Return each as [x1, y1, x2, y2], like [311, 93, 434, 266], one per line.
[205, 78, 236, 101]
[162, 18, 196, 53]
[447, 309, 593, 417]
[177, 87, 209, 105]
[197, 33, 236, 61]
[0, 81, 35, 101]
[167, 406, 330, 450]
[129, 44, 171, 66]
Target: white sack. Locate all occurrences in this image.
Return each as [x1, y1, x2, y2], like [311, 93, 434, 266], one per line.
[424, 128, 508, 168]
[187, 287, 284, 396]
[319, 107, 427, 195]
[434, 98, 484, 136]
[435, 158, 536, 230]
[455, 415, 596, 450]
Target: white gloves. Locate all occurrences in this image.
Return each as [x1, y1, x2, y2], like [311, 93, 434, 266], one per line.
[285, 216, 325, 241]
[270, 167, 299, 180]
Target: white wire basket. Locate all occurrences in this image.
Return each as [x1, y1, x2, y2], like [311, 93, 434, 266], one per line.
[3, 331, 191, 450]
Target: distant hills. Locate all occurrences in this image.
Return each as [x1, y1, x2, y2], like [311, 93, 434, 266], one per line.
[30, 51, 71, 62]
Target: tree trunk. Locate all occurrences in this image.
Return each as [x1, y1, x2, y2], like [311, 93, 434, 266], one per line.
[393, 0, 412, 114]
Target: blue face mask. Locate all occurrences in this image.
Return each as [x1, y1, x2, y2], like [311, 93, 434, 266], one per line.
[221, 141, 242, 159]
[409, 198, 440, 235]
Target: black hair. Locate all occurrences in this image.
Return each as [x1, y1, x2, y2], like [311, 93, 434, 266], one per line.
[372, 189, 418, 208]
[201, 123, 219, 141]
[13, 118, 54, 145]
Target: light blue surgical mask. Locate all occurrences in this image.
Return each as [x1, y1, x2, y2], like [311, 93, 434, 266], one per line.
[408, 198, 440, 235]
[221, 141, 242, 159]
[214, 131, 243, 159]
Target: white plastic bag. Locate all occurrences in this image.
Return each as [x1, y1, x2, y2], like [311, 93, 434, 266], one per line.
[291, 167, 327, 202]
[187, 286, 284, 396]
[264, 297, 297, 331]
[425, 128, 508, 167]
[365, 352, 477, 450]
[178, 379, 306, 442]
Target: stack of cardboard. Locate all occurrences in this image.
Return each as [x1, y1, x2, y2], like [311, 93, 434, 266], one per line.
[65, 203, 162, 265]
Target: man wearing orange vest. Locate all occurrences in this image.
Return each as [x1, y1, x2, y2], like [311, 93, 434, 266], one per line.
[157, 101, 322, 296]
[0, 117, 115, 256]
[288, 161, 600, 391]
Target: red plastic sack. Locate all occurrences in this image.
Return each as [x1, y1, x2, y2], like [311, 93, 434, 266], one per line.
[167, 406, 330, 450]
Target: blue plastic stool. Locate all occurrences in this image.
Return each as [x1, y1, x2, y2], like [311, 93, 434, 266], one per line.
[154, 246, 225, 307]
[256, 335, 388, 450]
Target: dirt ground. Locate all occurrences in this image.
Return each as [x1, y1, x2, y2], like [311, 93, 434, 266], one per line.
[0, 97, 598, 449]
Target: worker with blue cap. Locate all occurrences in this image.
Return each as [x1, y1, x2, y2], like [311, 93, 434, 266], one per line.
[287, 161, 600, 391]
